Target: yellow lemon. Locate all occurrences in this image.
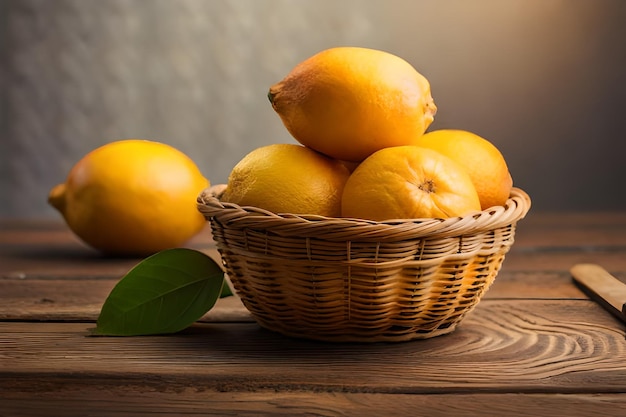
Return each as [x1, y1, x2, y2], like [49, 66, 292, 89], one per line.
[414, 129, 513, 210]
[48, 139, 209, 256]
[222, 143, 351, 217]
[341, 146, 481, 221]
[268, 47, 437, 162]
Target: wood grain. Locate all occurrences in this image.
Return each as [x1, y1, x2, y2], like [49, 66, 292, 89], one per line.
[0, 276, 249, 322]
[0, 223, 218, 278]
[3, 217, 626, 276]
[2, 300, 625, 393]
[504, 247, 626, 272]
[0, 270, 590, 322]
[512, 212, 626, 247]
[2, 391, 626, 417]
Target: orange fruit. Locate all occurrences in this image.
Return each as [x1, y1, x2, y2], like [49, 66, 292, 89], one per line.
[414, 129, 513, 210]
[268, 47, 437, 162]
[48, 139, 209, 256]
[222, 143, 351, 217]
[341, 146, 481, 221]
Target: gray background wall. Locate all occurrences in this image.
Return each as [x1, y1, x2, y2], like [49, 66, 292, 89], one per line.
[1, 0, 625, 219]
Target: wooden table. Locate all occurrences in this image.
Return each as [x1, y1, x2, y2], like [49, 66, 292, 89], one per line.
[2, 213, 626, 416]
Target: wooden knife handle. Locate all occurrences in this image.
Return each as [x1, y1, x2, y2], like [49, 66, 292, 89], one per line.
[571, 263, 626, 324]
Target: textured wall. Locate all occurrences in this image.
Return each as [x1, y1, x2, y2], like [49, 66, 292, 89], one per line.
[1, 0, 625, 218]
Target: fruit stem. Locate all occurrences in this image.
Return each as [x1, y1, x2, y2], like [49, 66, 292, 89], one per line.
[48, 183, 67, 213]
[418, 179, 436, 193]
[267, 84, 283, 110]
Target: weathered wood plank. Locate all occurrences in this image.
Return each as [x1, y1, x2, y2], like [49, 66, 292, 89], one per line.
[503, 247, 626, 272]
[0, 240, 220, 278]
[517, 212, 626, 228]
[512, 211, 626, 247]
[2, 300, 625, 393]
[3, 247, 623, 278]
[0, 220, 215, 246]
[3, 216, 626, 282]
[0, 286, 251, 322]
[5, 213, 626, 246]
[0, 269, 597, 322]
[2, 391, 626, 417]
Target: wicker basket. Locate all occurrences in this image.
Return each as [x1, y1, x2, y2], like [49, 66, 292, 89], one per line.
[198, 185, 531, 343]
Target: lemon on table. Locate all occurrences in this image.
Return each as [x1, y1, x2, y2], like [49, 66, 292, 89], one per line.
[268, 47, 437, 162]
[222, 143, 351, 217]
[48, 139, 210, 256]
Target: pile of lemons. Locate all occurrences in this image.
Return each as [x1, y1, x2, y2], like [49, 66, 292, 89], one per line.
[224, 47, 513, 221]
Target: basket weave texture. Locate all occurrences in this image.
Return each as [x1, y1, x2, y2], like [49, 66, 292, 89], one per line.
[198, 185, 531, 343]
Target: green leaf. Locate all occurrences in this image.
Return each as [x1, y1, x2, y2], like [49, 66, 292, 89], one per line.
[220, 281, 233, 298]
[93, 248, 225, 336]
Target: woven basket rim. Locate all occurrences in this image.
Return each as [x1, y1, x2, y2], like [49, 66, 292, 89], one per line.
[197, 185, 531, 241]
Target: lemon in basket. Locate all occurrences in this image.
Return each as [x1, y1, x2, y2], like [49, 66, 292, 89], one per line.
[222, 143, 351, 217]
[268, 47, 437, 162]
[48, 139, 209, 256]
[414, 129, 513, 210]
[341, 145, 481, 221]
